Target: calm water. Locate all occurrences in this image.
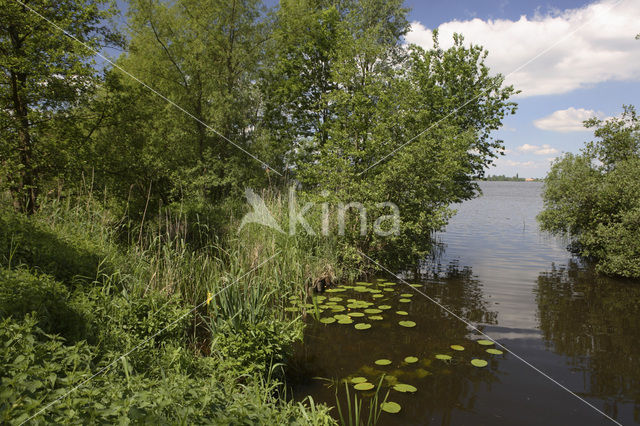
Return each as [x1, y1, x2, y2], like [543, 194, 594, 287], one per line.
[292, 181, 640, 425]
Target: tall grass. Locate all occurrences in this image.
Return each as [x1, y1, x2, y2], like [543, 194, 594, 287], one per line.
[0, 189, 343, 423]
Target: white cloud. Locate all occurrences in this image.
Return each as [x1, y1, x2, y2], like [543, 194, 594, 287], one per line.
[533, 107, 605, 132]
[503, 159, 536, 167]
[405, 0, 640, 97]
[517, 143, 559, 155]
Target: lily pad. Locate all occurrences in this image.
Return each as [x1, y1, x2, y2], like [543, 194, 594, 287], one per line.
[450, 345, 465, 351]
[404, 356, 418, 364]
[486, 348, 504, 355]
[383, 288, 394, 292]
[395, 311, 408, 315]
[354, 382, 375, 391]
[331, 306, 345, 312]
[435, 354, 452, 361]
[319, 317, 335, 324]
[380, 401, 401, 414]
[348, 312, 365, 317]
[375, 359, 392, 366]
[477, 339, 494, 346]
[372, 294, 384, 298]
[398, 320, 416, 328]
[393, 383, 417, 393]
[369, 315, 384, 320]
[329, 297, 343, 302]
[364, 308, 382, 314]
[409, 284, 422, 288]
[351, 377, 367, 384]
[338, 318, 353, 324]
[378, 305, 392, 310]
[471, 359, 488, 368]
[398, 298, 411, 303]
[334, 314, 350, 320]
[355, 323, 371, 330]
[400, 293, 414, 297]
[325, 288, 346, 293]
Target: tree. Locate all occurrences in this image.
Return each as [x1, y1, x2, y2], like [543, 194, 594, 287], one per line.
[0, 0, 120, 213]
[90, 0, 271, 211]
[539, 105, 640, 278]
[266, 2, 517, 263]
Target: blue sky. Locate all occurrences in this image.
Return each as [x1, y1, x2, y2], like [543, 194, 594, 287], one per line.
[404, 0, 640, 177]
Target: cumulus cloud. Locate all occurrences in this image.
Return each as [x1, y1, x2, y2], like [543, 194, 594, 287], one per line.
[533, 107, 606, 132]
[405, 0, 640, 97]
[517, 144, 559, 155]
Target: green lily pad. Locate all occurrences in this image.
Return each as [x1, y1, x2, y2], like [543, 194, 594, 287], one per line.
[409, 284, 422, 288]
[404, 356, 418, 364]
[354, 382, 375, 391]
[393, 383, 417, 393]
[486, 348, 504, 355]
[380, 401, 401, 414]
[435, 354, 452, 361]
[329, 297, 343, 302]
[372, 294, 384, 298]
[375, 359, 392, 366]
[400, 293, 414, 297]
[325, 288, 345, 293]
[355, 323, 371, 330]
[383, 288, 394, 292]
[471, 359, 488, 368]
[369, 315, 384, 320]
[320, 317, 335, 324]
[378, 305, 392, 310]
[347, 298, 357, 302]
[351, 377, 367, 384]
[364, 308, 382, 314]
[450, 345, 465, 351]
[398, 298, 411, 303]
[331, 306, 345, 312]
[334, 314, 350, 320]
[395, 310, 408, 315]
[477, 339, 494, 346]
[398, 320, 416, 328]
[348, 312, 365, 317]
[337, 318, 353, 324]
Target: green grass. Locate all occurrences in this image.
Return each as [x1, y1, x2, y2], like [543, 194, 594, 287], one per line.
[0, 192, 340, 424]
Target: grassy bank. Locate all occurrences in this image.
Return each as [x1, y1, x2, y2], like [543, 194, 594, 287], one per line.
[0, 192, 341, 424]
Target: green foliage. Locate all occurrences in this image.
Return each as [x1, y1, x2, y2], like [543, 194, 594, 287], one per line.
[0, 193, 337, 423]
[0, 203, 114, 283]
[0, 268, 86, 342]
[0, 0, 122, 213]
[539, 105, 640, 277]
[211, 320, 300, 378]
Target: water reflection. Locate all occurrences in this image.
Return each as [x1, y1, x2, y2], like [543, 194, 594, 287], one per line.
[536, 261, 640, 418]
[292, 262, 501, 425]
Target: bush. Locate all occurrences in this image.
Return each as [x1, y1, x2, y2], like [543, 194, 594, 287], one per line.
[0, 268, 87, 342]
[539, 105, 640, 278]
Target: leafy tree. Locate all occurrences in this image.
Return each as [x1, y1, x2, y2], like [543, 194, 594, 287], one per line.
[91, 0, 270, 210]
[264, 1, 517, 264]
[539, 105, 640, 278]
[0, 0, 120, 213]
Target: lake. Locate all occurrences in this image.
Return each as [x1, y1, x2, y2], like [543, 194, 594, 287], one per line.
[292, 181, 640, 425]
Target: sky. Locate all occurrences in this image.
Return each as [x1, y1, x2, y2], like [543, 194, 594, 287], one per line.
[404, 0, 640, 178]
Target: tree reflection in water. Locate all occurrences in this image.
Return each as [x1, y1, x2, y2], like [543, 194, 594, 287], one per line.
[536, 260, 640, 418]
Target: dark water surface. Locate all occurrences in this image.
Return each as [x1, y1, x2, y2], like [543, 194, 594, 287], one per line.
[292, 181, 640, 425]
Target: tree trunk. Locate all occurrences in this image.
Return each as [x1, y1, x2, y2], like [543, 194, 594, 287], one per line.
[9, 68, 37, 214]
